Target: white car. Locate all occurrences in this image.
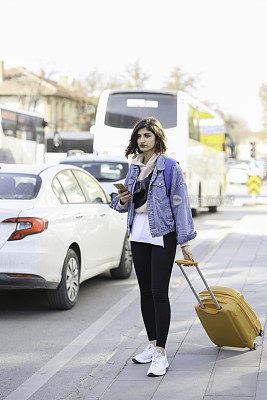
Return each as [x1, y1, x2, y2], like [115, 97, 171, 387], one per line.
[226, 164, 249, 184]
[0, 164, 132, 309]
[59, 154, 130, 197]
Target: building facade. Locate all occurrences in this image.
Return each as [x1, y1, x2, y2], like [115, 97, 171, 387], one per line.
[0, 62, 95, 132]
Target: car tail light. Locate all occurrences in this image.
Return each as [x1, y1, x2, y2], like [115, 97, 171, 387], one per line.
[2, 218, 48, 241]
[183, 172, 186, 179]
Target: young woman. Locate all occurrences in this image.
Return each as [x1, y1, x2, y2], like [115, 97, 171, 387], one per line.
[110, 117, 196, 377]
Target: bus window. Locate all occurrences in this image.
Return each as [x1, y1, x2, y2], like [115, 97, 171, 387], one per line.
[188, 106, 199, 141]
[3, 129, 15, 137]
[25, 130, 36, 141]
[104, 92, 177, 129]
[16, 130, 26, 140]
[0, 106, 46, 164]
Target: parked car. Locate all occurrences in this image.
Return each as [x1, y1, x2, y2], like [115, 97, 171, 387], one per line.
[226, 163, 250, 184]
[248, 160, 265, 180]
[225, 158, 238, 172]
[59, 154, 130, 198]
[256, 159, 267, 179]
[0, 164, 132, 309]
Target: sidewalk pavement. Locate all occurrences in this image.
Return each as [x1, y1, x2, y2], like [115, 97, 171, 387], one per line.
[68, 207, 267, 400]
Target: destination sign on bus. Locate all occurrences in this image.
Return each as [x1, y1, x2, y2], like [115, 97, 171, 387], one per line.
[126, 99, 158, 108]
[1, 109, 16, 121]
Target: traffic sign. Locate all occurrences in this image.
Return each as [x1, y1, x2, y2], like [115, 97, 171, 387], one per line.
[247, 175, 262, 195]
[247, 175, 262, 185]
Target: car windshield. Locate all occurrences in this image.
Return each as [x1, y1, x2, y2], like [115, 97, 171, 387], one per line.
[105, 92, 177, 129]
[61, 161, 129, 181]
[0, 173, 41, 199]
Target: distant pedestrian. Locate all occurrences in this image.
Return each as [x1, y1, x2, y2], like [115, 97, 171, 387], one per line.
[110, 117, 196, 377]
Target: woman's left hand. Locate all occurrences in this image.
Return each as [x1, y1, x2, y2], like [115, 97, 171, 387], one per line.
[181, 246, 194, 261]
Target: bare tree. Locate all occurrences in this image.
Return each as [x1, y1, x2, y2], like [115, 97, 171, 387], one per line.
[163, 66, 200, 93]
[105, 74, 124, 90]
[203, 100, 249, 145]
[124, 59, 149, 88]
[78, 70, 125, 129]
[84, 69, 106, 96]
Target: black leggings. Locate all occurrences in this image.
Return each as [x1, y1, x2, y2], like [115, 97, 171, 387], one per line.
[130, 230, 177, 348]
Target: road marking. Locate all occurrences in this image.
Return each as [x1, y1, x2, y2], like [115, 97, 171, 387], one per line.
[4, 287, 139, 400]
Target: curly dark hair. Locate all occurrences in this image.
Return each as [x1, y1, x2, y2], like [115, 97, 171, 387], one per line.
[125, 117, 167, 158]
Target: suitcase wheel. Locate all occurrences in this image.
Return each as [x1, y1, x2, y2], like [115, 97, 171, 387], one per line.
[250, 343, 258, 351]
[259, 330, 264, 337]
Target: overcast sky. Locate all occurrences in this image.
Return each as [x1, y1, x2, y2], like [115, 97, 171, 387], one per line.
[1, 0, 267, 131]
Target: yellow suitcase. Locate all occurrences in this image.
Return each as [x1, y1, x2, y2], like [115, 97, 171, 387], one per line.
[175, 260, 263, 350]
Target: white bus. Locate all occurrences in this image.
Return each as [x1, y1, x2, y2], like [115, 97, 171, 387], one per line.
[92, 89, 227, 215]
[0, 105, 46, 164]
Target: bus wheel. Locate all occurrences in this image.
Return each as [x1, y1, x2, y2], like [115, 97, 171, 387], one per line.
[208, 186, 221, 213]
[208, 206, 217, 213]
[191, 208, 199, 217]
[192, 184, 201, 217]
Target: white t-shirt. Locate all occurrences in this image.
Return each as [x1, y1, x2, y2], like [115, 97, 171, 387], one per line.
[129, 212, 164, 247]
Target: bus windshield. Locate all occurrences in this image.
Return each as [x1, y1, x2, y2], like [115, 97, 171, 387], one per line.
[104, 93, 177, 129]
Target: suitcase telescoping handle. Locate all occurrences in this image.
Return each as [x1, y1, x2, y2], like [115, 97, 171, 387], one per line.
[175, 260, 221, 310]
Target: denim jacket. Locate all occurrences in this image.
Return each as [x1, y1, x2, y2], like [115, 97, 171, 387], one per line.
[109, 154, 197, 244]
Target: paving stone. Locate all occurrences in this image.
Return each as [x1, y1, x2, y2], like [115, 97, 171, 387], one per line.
[183, 326, 215, 347]
[178, 343, 220, 355]
[206, 366, 258, 396]
[216, 346, 262, 367]
[165, 341, 181, 357]
[258, 369, 267, 381]
[151, 370, 211, 400]
[171, 310, 196, 321]
[167, 331, 190, 343]
[255, 378, 267, 400]
[169, 319, 194, 334]
[204, 396, 253, 400]
[100, 380, 159, 400]
[166, 320, 195, 343]
[170, 354, 217, 371]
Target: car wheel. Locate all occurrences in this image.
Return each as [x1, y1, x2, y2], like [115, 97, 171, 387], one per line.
[110, 235, 133, 279]
[46, 249, 80, 310]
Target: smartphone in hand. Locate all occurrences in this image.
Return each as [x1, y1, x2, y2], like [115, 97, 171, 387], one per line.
[113, 183, 133, 197]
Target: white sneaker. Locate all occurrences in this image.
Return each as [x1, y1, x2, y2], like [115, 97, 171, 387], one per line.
[132, 343, 156, 364]
[147, 348, 169, 376]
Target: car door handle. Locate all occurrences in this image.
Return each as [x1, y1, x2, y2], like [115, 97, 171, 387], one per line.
[99, 213, 106, 217]
[75, 214, 84, 219]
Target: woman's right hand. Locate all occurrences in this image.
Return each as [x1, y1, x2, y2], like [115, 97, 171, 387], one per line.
[118, 189, 133, 205]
